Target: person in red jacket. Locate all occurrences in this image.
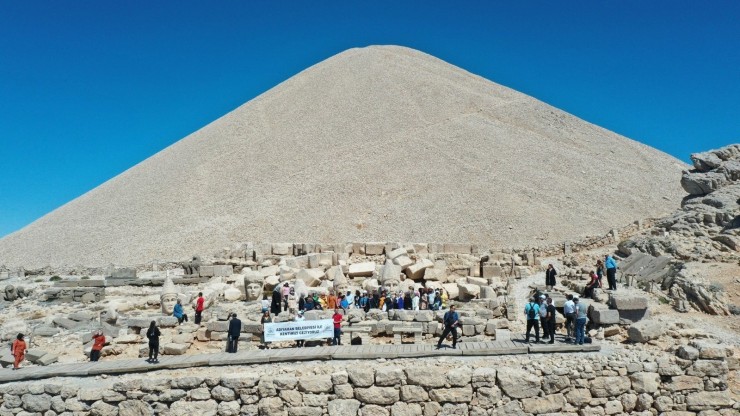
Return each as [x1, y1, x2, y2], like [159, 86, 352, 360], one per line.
[90, 330, 105, 362]
[12, 333, 26, 370]
[195, 292, 205, 324]
[332, 309, 343, 346]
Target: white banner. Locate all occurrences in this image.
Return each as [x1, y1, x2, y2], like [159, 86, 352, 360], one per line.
[263, 319, 334, 342]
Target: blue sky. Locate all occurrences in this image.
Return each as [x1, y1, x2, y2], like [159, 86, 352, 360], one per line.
[1, 1, 738, 238]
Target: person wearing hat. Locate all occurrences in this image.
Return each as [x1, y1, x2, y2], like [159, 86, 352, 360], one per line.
[573, 295, 588, 345]
[294, 310, 305, 347]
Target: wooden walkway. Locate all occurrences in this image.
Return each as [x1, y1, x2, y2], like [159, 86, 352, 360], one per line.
[0, 341, 599, 383]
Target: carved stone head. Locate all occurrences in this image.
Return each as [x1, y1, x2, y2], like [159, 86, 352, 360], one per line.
[160, 276, 179, 315]
[244, 273, 264, 302]
[332, 268, 349, 295]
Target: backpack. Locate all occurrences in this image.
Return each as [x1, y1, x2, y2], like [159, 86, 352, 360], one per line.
[527, 303, 537, 320]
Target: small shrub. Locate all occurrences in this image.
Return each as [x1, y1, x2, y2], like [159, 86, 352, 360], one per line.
[34, 278, 42, 283]
[708, 282, 724, 293]
[658, 296, 670, 305]
[49, 275, 62, 282]
[729, 304, 740, 315]
[81, 276, 90, 280]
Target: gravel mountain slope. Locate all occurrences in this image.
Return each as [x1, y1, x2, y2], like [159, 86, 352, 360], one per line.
[0, 45, 688, 267]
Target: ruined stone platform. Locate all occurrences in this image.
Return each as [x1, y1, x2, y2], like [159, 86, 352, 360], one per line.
[0, 340, 599, 383]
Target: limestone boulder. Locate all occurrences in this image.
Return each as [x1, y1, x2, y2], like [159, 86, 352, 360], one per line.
[170, 399, 218, 416]
[354, 386, 399, 405]
[118, 400, 153, 416]
[589, 376, 631, 398]
[429, 386, 473, 403]
[627, 320, 664, 343]
[457, 283, 480, 300]
[223, 287, 242, 301]
[496, 367, 541, 399]
[22, 393, 51, 412]
[521, 393, 566, 414]
[404, 259, 433, 280]
[629, 372, 660, 394]
[349, 262, 376, 278]
[442, 283, 459, 300]
[298, 375, 333, 393]
[328, 399, 361, 416]
[405, 367, 446, 388]
[163, 343, 189, 355]
[297, 268, 326, 287]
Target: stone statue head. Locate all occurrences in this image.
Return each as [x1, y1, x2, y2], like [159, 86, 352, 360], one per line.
[4, 285, 16, 299]
[380, 260, 401, 293]
[332, 268, 349, 294]
[160, 276, 178, 315]
[244, 273, 264, 302]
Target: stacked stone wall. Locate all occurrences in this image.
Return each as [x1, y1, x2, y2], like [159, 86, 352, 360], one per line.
[1, 348, 735, 416]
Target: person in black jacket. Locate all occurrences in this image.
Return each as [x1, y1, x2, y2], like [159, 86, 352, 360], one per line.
[545, 264, 557, 290]
[271, 287, 282, 316]
[436, 305, 460, 349]
[146, 321, 161, 363]
[227, 313, 242, 353]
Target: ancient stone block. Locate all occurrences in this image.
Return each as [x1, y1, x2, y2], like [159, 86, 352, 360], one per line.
[365, 243, 386, 255]
[348, 262, 375, 278]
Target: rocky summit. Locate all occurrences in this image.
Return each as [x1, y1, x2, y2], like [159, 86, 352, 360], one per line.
[0, 45, 687, 268]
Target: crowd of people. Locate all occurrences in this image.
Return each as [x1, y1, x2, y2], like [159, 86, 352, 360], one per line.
[263, 284, 451, 317]
[524, 292, 590, 345]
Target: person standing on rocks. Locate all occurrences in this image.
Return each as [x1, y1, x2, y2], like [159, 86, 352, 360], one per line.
[563, 294, 576, 342]
[227, 313, 242, 353]
[194, 292, 205, 325]
[545, 264, 557, 290]
[11, 333, 26, 370]
[332, 308, 343, 346]
[574, 295, 588, 345]
[524, 297, 540, 344]
[545, 298, 556, 344]
[605, 255, 618, 290]
[146, 321, 161, 363]
[437, 304, 460, 349]
[90, 330, 105, 362]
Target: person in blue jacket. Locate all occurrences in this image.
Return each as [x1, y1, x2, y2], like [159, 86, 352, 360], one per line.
[173, 299, 188, 325]
[605, 254, 618, 291]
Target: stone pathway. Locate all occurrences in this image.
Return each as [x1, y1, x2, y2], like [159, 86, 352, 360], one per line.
[0, 340, 599, 383]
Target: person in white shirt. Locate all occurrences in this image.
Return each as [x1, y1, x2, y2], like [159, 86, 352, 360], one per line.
[412, 291, 420, 311]
[563, 294, 576, 342]
[539, 294, 549, 339]
[345, 291, 355, 309]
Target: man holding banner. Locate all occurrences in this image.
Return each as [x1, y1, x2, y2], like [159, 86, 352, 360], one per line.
[332, 309, 343, 345]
